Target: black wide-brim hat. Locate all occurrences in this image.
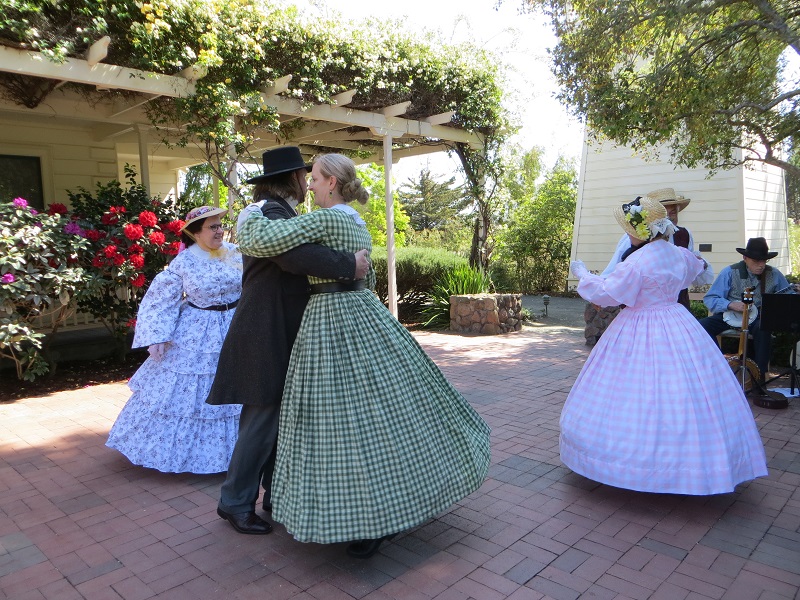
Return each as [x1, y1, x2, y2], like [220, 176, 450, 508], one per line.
[245, 146, 312, 184]
[736, 237, 778, 260]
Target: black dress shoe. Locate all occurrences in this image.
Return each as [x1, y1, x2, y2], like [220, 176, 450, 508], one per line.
[217, 508, 273, 535]
[346, 533, 397, 559]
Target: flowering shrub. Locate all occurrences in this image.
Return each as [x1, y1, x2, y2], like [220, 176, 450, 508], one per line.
[0, 198, 90, 380]
[67, 167, 185, 347]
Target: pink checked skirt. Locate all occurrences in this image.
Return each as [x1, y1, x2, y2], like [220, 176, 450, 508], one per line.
[560, 303, 768, 495]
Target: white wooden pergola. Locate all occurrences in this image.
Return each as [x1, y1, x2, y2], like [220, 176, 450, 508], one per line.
[0, 40, 484, 316]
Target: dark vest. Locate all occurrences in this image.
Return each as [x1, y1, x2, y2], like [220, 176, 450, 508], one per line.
[728, 261, 775, 309]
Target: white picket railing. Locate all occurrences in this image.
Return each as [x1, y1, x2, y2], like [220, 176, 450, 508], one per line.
[29, 303, 102, 332]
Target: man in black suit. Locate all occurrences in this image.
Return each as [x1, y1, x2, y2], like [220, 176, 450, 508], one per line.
[207, 147, 369, 534]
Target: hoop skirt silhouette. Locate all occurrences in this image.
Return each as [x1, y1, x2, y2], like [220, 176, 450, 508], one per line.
[561, 241, 768, 494]
[238, 206, 491, 542]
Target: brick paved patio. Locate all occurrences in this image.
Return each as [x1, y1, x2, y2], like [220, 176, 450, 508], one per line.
[1, 325, 799, 599]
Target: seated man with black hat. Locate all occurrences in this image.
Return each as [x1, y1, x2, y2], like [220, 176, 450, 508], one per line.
[699, 237, 799, 380]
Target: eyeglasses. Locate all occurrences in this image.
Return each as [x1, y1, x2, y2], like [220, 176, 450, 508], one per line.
[203, 224, 227, 232]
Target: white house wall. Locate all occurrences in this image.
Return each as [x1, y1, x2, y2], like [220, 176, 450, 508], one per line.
[742, 162, 790, 273]
[116, 156, 179, 205]
[572, 136, 791, 286]
[0, 115, 117, 206]
[1, 114, 180, 207]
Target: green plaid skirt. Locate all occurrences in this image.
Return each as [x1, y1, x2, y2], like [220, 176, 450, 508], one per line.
[271, 289, 491, 543]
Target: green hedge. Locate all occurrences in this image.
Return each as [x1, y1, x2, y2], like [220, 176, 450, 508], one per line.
[371, 246, 468, 322]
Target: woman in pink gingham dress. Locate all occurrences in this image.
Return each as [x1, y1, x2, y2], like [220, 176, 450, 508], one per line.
[563, 196, 767, 495]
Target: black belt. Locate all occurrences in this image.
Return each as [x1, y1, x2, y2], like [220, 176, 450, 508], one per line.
[187, 299, 239, 311]
[309, 281, 366, 294]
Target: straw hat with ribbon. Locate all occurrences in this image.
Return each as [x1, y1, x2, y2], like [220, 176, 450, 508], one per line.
[613, 195, 674, 241]
[180, 206, 228, 232]
[647, 187, 691, 212]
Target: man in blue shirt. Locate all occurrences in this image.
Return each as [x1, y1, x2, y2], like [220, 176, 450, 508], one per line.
[699, 237, 798, 380]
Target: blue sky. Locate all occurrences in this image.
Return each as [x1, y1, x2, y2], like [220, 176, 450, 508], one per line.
[297, 0, 585, 183]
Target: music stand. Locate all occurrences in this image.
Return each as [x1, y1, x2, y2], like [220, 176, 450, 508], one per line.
[760, 293, 800, 395]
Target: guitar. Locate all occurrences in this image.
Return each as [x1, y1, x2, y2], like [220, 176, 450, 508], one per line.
[726, 287, 760, 391]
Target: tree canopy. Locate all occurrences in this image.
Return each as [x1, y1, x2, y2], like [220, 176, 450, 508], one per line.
[398, 167, 468, 232]
[494, 149, 577, 292]
[523, 0, 800, 178]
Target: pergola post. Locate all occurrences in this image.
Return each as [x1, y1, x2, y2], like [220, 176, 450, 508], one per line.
[135, 124, 151, 196]
[383, 134, 397, 318]
[226, 122, 239, 210]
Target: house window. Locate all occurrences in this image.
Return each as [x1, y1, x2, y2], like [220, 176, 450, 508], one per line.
[0, 154, 44, 210]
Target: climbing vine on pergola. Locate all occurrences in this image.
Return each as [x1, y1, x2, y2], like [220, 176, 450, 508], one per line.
[1, 0, 513, 269]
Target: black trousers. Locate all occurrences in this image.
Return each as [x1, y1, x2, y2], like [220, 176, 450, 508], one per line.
[218, 403, 279, 514]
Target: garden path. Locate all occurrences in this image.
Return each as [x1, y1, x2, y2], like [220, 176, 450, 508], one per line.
[1, 324, 799, 599]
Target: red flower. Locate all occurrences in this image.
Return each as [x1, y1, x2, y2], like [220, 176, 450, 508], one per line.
[91, 255, 105, 268]
[123, 223, 144, 241]
[126, 318, 137, 329]
[112, 253, 126, 266]
[128, 244, 144, 255]
[130, 254, 145, 268]
[86, 229, 102, 242]
[138, 211, 158, 227]
[131, 274, 146, 288]
[101, 213, 119, 225]
[149, 231, 166, 246]
[47, 203, 68, 216]
[165, 220, 185, 234]
[163, 241, 182, 256]
[103, 245, 118, 258]
[109, 206, 126, 214]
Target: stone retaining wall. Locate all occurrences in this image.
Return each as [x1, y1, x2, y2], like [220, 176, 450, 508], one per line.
[450, 294, 523, 335]
[583, 302, 620, 346]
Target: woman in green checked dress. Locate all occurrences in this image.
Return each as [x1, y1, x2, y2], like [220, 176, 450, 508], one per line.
[237, 154, 490, 558]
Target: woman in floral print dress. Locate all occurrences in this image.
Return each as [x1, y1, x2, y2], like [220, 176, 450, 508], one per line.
[106, 207, 242, 474]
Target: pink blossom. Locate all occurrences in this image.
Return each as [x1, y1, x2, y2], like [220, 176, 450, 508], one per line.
[12, 198, 28, 208]
[63, 222, 85, 236]
[1, 273, 15, 284]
